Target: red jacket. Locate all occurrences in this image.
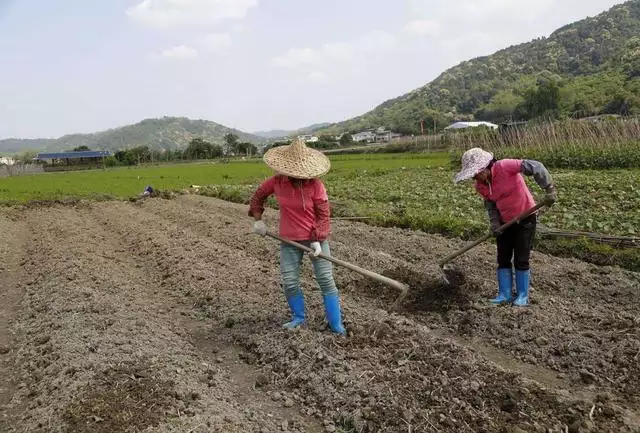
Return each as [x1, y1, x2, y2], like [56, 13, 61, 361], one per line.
[249, 175, 331, 241]
[474, 159, 536, 223]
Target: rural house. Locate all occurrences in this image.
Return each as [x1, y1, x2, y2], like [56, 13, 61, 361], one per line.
[444, 121, 499, 130]
[351, 131, 376, 143]
[297, 135, 319, 143]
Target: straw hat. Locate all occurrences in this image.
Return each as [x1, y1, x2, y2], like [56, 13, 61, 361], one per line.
[454, 147, 494, 183]
[263, 137, 331, 179]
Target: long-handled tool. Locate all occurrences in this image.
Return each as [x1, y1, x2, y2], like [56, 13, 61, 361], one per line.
[265, 231, 409, 311]
[438, 202, 548, 286]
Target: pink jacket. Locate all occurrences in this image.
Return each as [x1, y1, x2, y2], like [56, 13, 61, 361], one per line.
[248, 175, 331, 241]
[474, 159, 536, 223]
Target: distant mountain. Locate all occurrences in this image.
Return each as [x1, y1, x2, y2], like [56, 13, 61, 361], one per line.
[295, 122, 332, 134]
[0, 117, 263, 154]
[252, 122, 332, 139]
[317, 0, 640, 135]
[0, 138, 57, 154]
[252, 129, 292, 139]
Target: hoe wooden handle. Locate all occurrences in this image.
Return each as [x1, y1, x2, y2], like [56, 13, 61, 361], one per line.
[265, 231, 409, 294]
[438, 202, 548, 267]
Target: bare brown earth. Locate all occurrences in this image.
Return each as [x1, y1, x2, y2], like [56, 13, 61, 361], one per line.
[0, 195, 638, 433]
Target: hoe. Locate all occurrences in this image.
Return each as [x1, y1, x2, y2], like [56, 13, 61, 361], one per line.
[438, 201, 549, 286]
[265, 231, 409, 312]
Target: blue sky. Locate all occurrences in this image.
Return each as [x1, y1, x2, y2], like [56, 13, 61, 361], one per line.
[0, 0, 624, 138]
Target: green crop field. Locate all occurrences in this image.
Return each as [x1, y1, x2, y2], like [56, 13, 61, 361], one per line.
[0, 161, 271, 202]
[1, 152, 638, 237]
[0, 153, 450, 203]
[1, 151, 638, 269]
[197, 156, 640, 240]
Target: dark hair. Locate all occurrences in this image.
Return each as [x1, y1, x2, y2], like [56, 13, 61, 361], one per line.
[288, 176, 309, 186]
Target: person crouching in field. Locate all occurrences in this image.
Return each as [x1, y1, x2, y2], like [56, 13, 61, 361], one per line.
[248, 138, 346, 335]
[454, 148, 557, 307]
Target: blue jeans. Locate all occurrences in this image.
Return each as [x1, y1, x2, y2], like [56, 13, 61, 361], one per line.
[280, 240, 339, 297]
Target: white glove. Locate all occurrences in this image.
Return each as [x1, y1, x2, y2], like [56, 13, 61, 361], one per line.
[253, 220, 267, 236]
[309, 241, 322, 257]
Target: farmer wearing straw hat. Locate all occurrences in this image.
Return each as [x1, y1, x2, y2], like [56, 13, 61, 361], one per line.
[248, 138, 346, 335]
[454, 148, 557, 306]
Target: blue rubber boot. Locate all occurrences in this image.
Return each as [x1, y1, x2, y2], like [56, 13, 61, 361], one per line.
[490, 268, 513, 304]
[322, 294, 346, 335]
[513, 270, 530, 307]
[283, 294, 305, 329]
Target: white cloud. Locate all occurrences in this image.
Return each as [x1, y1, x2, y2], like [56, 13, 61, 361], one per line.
[405, 19, 441, 36]
[358, 30, 397, 52]
[308, 71, 328, 83]
[126, 0, 258, 29]
[231, 23, 247, 34]
[322, 42, 353, 60]
[197, 33, 232, 53]
[270, 48, 320, 68]
[406, 0, 556, 23]
[161, 45, 198, 59]
[272, 30, 397, 70]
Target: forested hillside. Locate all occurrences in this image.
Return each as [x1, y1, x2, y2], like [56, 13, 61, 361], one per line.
[319, 0, 640, 135]
[0, 117, 262, 153]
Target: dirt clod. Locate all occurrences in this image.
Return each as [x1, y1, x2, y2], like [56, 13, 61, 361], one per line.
[255, 374, 269, 388]
[568, 420, 583, 433]
[536, 336, 549, 346]
[580, 370, 598, 384]
[501, 397, 518, 413]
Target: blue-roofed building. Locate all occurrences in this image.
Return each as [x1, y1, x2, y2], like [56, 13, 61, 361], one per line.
[33, 150, 112, 171]
[33, 150, 112, 160]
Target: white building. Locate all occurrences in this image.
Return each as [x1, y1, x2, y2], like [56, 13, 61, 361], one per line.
[444, 121, 498, 131]
[351, 131, 376, 143]
[0, 156, 15, 165]
[297, 135, 319, 143]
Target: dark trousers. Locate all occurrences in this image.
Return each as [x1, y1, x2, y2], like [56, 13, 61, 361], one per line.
[497, 215, 536, 271]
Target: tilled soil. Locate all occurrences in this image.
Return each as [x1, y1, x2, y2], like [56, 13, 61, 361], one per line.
[0, 195, 638, 433]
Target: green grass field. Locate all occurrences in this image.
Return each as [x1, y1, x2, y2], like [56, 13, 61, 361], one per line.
[0, 153, 451, 203]
[1, 152, 638, 239]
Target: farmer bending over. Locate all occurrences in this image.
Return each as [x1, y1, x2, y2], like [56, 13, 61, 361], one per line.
[248, 138, 346, 335]
[454, 148, 557, 306]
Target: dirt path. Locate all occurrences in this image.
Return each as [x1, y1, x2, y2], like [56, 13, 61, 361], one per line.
[0, 204, 322, 433]
[0, 213, 27, 422]
[0, 196, 638, 433]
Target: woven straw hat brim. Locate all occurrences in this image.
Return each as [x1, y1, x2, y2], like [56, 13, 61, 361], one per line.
[263, 142, 331, 179]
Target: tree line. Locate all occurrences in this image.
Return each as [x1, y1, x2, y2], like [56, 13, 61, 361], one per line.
[104, 134, 258, 166]
[9, 134, 260, 167]
[262, 134, 353, 153]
